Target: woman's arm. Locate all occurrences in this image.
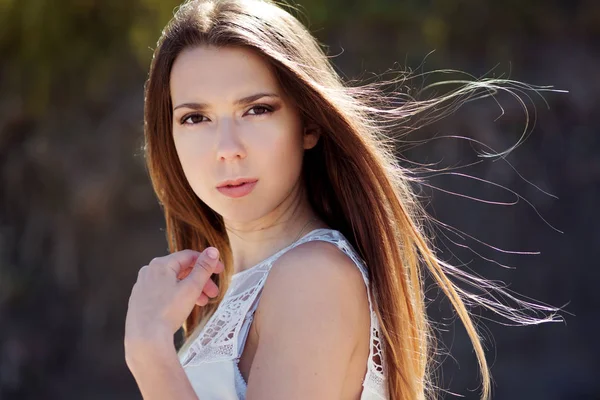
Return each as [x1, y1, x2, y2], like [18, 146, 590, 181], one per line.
[124, 248, 224, 400]
[246, 241, 371, 400]
[126, 339, 199, 400]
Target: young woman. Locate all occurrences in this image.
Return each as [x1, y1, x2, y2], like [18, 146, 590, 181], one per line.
[124, 1, 558, 399]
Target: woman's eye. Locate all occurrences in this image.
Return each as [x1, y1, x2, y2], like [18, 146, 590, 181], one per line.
[246, 105, 273, 116]
[181, 113, 207, 125]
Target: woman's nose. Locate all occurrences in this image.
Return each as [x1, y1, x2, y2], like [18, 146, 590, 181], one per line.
[215, 119, 246, 161]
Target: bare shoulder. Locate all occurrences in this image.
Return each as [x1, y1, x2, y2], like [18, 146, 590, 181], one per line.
[255, 239, 370, 341]
[245, 239, 371, 398]
[270, 239, 366, 300]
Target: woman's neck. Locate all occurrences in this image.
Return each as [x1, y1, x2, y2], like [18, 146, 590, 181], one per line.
[223, 192, 328, 275]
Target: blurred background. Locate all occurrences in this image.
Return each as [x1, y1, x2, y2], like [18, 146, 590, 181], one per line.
[0, 0, 598, 399]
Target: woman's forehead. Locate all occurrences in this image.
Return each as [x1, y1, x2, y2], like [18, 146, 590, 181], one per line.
[170, 46, 281, 106]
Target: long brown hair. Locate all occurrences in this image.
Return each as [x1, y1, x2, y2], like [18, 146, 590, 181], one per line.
[143, 1, 559, 399]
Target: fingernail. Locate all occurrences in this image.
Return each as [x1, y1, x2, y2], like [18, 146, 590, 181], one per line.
[206, 247, 219, 260]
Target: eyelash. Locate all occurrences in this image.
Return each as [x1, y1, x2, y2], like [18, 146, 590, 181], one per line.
[179, 104, 274, 125]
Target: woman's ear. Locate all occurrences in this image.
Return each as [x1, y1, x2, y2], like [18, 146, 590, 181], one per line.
[302, 122, 321, 150]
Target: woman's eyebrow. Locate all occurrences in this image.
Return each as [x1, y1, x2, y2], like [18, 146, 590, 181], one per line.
[173, 92, 280, 111]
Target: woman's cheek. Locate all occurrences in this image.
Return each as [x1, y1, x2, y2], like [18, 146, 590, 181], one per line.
[270, 142, 304, 189]
[174, 138, 213, 199]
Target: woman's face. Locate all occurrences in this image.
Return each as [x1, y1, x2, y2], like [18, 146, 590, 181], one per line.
[170, 46, 319, 224]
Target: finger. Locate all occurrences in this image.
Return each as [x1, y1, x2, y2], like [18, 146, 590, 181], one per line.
[150, 249, 202, 278]
[202, 278, 219, 298]
[177, 268, 192, 281]
[179, 260, 223, 282]
[214, 260, 224, 274]
[196, 293, 209, 307]
[181, 247, 220, 291]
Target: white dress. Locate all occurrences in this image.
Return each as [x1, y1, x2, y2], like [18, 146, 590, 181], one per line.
[178, 228, 388, 399]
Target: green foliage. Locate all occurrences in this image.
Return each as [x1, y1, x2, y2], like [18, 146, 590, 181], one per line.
[1, 0, 597, 113]
[0, 0, 181, 113]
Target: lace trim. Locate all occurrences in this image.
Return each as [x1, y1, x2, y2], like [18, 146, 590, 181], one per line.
[180, 229, 386, 397]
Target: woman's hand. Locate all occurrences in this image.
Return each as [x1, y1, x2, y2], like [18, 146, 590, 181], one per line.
[124, 247, 224, 350]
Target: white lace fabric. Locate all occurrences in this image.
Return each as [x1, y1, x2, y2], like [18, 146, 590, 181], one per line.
[179, 228, 388, 399]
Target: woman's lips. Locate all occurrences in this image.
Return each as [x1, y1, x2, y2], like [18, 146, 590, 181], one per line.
[216, 180, 258, 198]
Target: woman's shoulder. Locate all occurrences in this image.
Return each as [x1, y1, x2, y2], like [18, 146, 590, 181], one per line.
[269, 237, 368, 297]
[243, 238, 373, 398]
[255, 238, 371, 337]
